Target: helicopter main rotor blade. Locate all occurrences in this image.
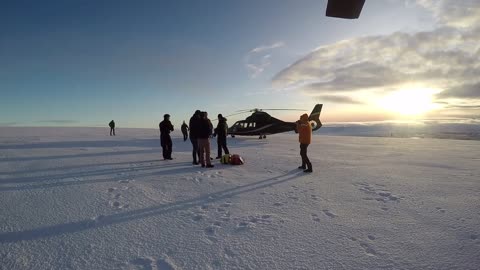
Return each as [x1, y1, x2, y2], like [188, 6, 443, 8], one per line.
[235, 108, 304, 112]
[224, 111, 251, 118]
[211, 111, 248, 122]
[235, 109, 254, 113]
[261, 109, 305, 111]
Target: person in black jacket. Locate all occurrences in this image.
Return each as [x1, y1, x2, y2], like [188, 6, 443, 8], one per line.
[159, 114, 174, 160]
[189, 110, 201, 165]
[214, 114, 230, 159]
[197, 112, 214, 168]
[109, 120, 115, 136]
[181, 121, 189, 141]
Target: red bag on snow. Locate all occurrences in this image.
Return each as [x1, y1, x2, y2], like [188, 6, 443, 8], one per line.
[230, 154, 244, 165]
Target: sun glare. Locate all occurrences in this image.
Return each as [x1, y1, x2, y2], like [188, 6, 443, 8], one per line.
[378, 88, 440, 116]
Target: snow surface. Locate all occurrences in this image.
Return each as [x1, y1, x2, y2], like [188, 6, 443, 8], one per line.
[0, 127, 479, 270]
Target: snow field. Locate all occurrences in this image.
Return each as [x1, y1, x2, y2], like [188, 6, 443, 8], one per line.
[0, 127, 479, 269]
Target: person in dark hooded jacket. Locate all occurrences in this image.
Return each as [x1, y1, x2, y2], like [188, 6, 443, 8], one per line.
[197, 112, 214, 168]
[189, 110, 201, 164]
[159, 114, 174, 160]
[213, 114, 230, 159]
[109, 120, 115, 136]
[181, 121, 189, 141]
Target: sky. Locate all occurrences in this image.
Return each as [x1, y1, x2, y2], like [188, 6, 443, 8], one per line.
[1, 0, 479, 128]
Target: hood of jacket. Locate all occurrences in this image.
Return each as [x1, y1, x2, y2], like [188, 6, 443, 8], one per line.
[300, 113, 309, 122]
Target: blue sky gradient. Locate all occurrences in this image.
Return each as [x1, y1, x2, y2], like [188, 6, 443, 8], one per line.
[4, 0, 475, 128]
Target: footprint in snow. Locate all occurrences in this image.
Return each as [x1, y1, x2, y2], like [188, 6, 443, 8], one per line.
[130, 256, 177, 270]
[192, 214, 204, 221]
[220, 201, 232, 208]
[205, 226, 216, 235]
[193, 177, 202, 183]
[322, 210, 337, 218]
[156, 256, 177, 270]
[223, 248, 236, 259]
[237, 221, 254, 230]
[130, 257, 155, 270]
[204, 226, 219, 243]
[359, 242, 377, 256]
[311, 214, 320, 222]
[110, 201, 129, 209]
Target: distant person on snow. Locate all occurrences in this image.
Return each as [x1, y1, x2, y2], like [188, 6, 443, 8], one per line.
[181, 121, 189, 141]
[189, 110, 201, 165]
[213, 114, 230, 159]
[296, 114, 313, 173]
[197, 112, 214, 168]
[159, 114, 174, 160]
[109, 120, 115, 136]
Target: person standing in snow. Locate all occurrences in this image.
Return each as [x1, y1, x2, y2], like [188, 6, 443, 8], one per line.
[159, 114, 174, 160]
[213, 114, 230, 159]
[197, 112, 214, 168]
[189, 110, 201, 165]
[109, 120, 115, 136]
[296, 113, 313, 173]
[181, 121, 189, 141]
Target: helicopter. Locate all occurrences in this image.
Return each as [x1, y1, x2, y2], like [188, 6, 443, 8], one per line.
[224, 104, 323, 139]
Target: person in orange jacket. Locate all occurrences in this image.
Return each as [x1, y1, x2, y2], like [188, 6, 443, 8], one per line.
[296, 113, 313, 173]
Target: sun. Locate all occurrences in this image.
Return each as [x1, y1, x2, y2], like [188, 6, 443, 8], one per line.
[378, 88, 440, 116]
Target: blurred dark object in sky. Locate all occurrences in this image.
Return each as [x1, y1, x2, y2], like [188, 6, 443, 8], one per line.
[326, 0, 365, 19]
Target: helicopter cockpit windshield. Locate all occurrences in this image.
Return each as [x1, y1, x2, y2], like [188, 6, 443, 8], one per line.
[232, 120, 257, 131]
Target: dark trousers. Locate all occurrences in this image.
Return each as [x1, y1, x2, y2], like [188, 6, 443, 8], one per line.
[182, 132, 188, 141]
[300, 143, 312, 169]
[110, 127, 115, 136]
[190, 136, 200, 163]
[217, 137, 229, 157]
[161, 134, 172, 159]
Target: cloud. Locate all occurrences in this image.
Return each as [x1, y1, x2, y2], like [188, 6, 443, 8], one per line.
[245, 42, 285, 78]
[250, 42, 285, 53]
[317, 95, 363, 104]
[437, 82, 480, 99]
[414, 0, 480, 28]
[272, 0, 480, 117]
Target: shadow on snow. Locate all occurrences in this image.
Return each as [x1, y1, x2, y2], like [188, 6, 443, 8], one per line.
[0, 170, 301, 243]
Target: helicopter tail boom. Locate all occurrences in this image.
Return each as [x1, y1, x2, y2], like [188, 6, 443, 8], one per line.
[308, 104, 323, 131]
